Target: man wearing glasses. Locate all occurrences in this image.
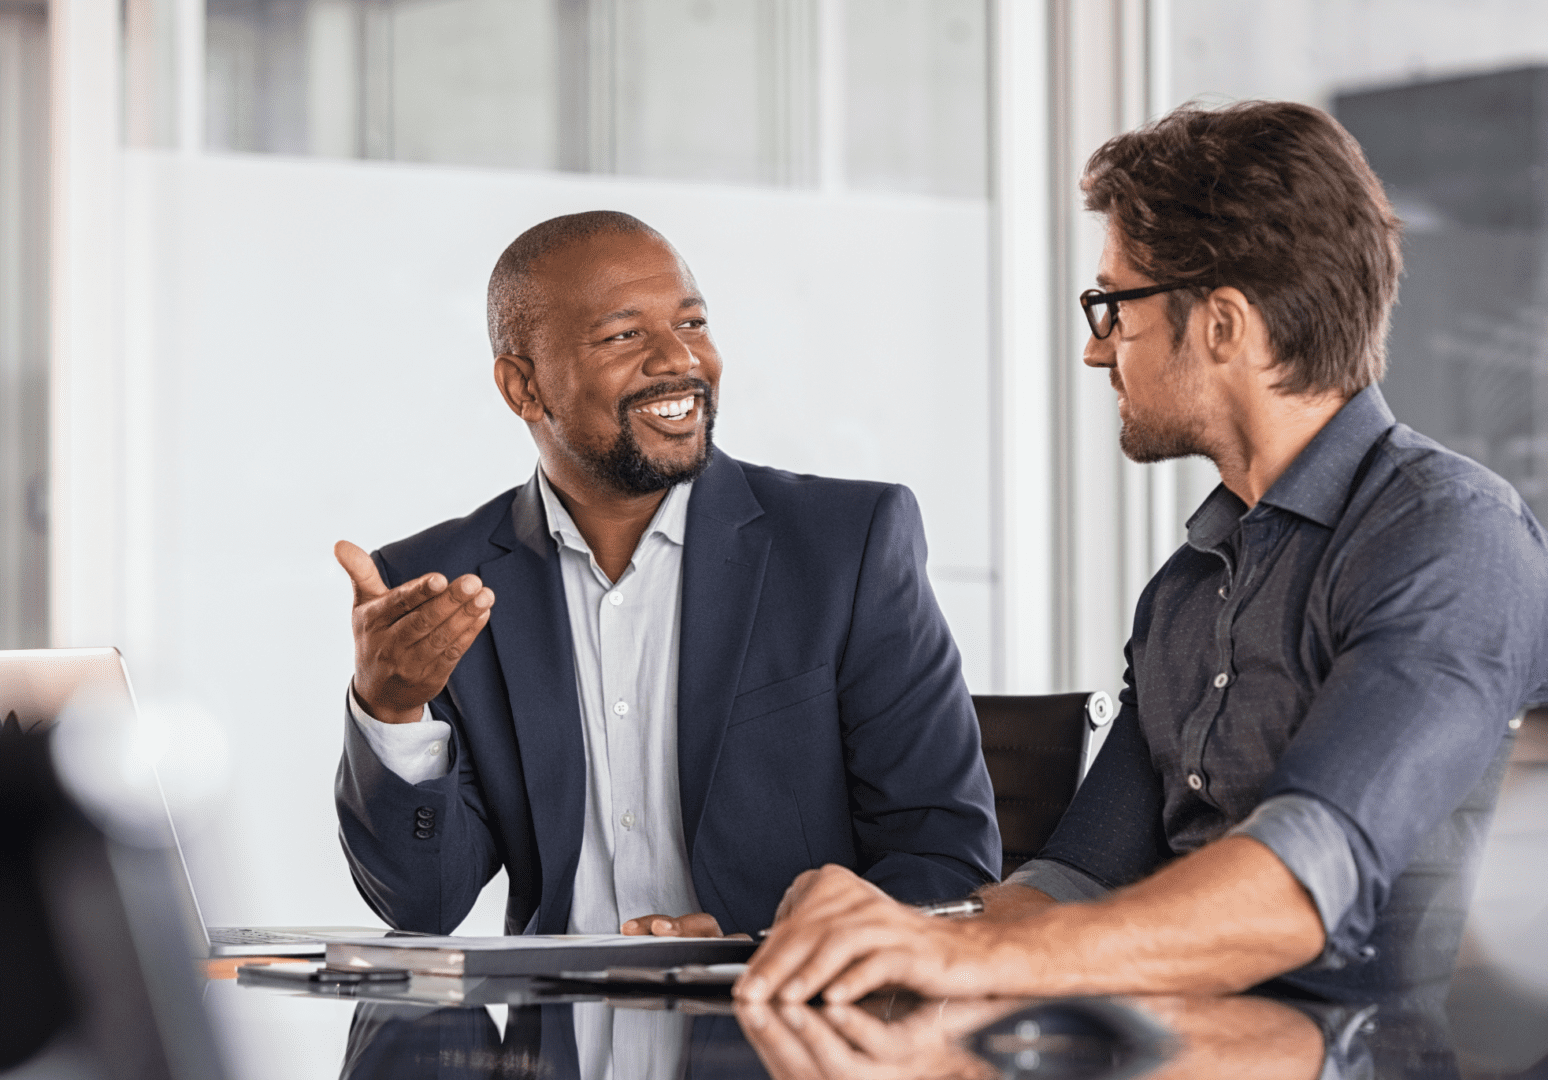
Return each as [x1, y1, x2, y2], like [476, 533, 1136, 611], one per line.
[738, 100, 1548, 1004]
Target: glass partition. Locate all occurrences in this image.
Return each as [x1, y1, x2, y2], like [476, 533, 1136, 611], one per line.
[0, 0, 49, 648]
[204, 0, 987, 196]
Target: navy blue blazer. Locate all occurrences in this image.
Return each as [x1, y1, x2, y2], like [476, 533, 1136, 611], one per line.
[335, 450, 999, 935]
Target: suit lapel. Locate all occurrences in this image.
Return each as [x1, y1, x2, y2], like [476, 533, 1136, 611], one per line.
[480, 474, 586, 931]
[678, 452, 770, 857]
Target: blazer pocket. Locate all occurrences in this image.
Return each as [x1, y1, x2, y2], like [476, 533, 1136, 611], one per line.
[728, 665, 833, 728]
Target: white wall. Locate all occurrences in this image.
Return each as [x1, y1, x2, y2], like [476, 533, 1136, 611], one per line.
[117, 149, 991, 927]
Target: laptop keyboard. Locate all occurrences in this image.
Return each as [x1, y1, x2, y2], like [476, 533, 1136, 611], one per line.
[207, 927, 315, 945]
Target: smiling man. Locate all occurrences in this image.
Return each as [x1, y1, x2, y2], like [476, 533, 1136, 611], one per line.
[332, 211, 999, 939]
[737, 102, 1548, 1006]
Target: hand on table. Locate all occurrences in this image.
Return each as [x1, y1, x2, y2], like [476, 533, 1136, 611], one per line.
[735, 865, 1004, 1004]
[336, 540, 495, 725]
[619, 912, 752, 940]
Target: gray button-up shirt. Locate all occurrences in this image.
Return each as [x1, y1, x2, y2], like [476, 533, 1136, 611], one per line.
[1011, 385, 1548, 987]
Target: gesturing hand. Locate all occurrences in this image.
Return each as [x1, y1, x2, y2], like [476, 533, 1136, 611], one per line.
[336, 540, 495, 725]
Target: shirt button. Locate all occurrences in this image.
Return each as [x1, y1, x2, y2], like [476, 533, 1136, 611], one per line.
[620, 810, 636, 829]
[607, 591, 624, 606]
[613, 700, 629, 716]
[1187, 772, 1204, 791]
[427, 742, 443, 756]
[1218, 585, 1230, 599]
[1213, 672, 1229, 689]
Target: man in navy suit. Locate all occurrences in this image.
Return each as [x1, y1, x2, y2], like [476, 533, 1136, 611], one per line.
[333, 211, 999, 937]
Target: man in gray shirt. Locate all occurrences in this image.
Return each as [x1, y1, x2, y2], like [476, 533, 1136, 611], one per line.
[738, 101, 1548, 1004]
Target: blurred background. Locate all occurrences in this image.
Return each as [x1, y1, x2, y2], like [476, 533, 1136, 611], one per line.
[0, 5, 1545, 1063]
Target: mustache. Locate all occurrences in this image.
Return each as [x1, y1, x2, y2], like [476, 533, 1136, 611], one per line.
[1109, 370, 1124, 394]
[617, 377, 715, 416]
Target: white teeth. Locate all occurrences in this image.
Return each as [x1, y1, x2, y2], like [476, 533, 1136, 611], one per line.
[641, 396, 694, 419]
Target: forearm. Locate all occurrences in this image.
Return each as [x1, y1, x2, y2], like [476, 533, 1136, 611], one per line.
[976, 836, 1325, 996]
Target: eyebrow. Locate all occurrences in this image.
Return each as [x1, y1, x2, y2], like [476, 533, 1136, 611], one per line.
[1094, 273, 1117, 289]
[588, 296, 706, 331]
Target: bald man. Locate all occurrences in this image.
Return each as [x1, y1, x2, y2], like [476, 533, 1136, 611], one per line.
[333, 211, 999, 939]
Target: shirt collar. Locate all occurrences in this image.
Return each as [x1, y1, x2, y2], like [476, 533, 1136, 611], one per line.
[535, 467, 693, 557]
[1256, 383, 1395, 528]
[1187, 383, 1396, 551]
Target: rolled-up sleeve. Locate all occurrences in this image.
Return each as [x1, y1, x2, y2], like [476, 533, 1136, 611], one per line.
[1002, 857, 1111, 902]
[1262, 485, 1548, 962]
[1229, 794, 1360, 968]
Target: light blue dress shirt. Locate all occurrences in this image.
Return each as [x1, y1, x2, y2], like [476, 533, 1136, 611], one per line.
[351, 469, 701, 934]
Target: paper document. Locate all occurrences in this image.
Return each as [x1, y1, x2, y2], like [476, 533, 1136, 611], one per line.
[325, 933, 757, 977]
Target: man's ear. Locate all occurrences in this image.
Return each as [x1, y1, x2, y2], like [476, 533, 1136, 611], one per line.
[495, 354, 544, 422]
[1198, 286, 1255, 367]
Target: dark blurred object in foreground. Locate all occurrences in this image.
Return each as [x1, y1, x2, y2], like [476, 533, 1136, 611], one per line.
[0, 726, 227, 1078]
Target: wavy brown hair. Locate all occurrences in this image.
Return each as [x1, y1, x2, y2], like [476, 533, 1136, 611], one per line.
[1082, 100, 1404, 396]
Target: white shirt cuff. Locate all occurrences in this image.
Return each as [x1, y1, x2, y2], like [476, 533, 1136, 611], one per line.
[348, 687, 452, 785]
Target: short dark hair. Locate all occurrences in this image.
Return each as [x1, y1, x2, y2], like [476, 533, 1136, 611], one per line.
[486, 210, 666, 357]
[1081, 100, 1404, 396]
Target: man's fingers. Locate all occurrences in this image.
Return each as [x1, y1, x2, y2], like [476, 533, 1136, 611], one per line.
[379, 575, 490, 642]
[820, 949, 908, 1004]
[773, 869, 821, 924]
[775, 927, 895, 1003]
[674, 912, 726, 938]
[619, 912, 725, 938]
[738, 870, 905, 1003]
[336, 540, 391, 605]
[389, 598, 493, 677]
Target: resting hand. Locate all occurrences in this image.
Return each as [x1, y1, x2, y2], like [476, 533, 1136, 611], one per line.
[336, 540, 495, 725]
[735, 864, 1004, 1004]
[619, 912, 754, 939]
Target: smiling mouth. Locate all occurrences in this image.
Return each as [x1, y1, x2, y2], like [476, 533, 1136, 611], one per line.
[632, 395, 698, 422]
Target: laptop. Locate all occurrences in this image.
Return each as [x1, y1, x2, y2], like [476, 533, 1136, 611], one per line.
[1, 647, 408, 957]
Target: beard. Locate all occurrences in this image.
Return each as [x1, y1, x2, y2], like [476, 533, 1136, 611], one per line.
[1113, 346, 1212, 464]
[571, 377, 718, 495]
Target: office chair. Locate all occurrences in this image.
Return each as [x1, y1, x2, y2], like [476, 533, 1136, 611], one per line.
[972, 691, 1114, 881]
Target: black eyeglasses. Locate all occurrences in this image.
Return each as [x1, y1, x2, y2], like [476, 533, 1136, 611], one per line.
[1079, 282, 1199, 339]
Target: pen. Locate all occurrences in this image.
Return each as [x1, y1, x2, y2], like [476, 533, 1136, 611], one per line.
[755, 895, 985, 940]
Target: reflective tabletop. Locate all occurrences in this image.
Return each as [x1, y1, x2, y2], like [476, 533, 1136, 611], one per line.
[205, 965, 1547, 1080]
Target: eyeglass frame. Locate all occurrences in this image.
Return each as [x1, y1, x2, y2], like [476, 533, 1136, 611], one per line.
[1079, 281, 1206, 340]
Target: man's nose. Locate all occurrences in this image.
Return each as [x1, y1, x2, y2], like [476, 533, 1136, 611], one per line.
[1082, 331, 1115, 369]
[643, 329, 699, 375]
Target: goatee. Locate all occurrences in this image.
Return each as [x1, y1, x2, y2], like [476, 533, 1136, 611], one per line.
[580, 377, 718, 495]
